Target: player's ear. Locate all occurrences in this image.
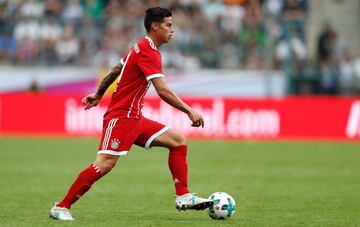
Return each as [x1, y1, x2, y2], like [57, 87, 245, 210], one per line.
[151, 22, 159, 31]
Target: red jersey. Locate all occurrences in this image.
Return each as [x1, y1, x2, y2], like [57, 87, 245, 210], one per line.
[104, 36, 164, 120]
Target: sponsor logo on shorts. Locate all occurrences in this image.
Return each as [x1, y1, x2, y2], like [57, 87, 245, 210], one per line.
[111, 139, 121, 149]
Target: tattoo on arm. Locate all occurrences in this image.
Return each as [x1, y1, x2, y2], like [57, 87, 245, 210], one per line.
[95, 64, 122, 97]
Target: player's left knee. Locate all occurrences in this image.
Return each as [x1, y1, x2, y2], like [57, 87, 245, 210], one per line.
[174, 133, 187, 147]
[100, 162, 115, 175]
[95, 155, 118, 175]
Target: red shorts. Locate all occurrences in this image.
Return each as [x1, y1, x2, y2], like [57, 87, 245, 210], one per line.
[97, 116, 169, 156]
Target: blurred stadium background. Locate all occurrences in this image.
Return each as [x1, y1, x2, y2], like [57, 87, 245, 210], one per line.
[0, 0, 359, 139]
[0, 0, 360, 226]
[0, 0, 359, 95]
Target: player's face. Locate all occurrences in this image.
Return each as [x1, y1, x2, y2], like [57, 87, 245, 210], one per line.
[157, 17, 174, 43]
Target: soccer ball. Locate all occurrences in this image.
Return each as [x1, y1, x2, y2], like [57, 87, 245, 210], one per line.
[207, 192, 236, 220]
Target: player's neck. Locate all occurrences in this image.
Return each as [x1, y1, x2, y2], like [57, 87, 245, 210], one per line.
[146, 34, 162, 48]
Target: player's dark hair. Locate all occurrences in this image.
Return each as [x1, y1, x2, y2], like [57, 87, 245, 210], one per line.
[144, 7, 172, 33]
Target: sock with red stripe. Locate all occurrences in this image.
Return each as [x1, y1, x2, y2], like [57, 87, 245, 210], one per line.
[168, 145, 189, 196]
[58, 164, 102, 209]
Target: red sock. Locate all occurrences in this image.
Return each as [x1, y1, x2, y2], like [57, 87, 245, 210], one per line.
[58, 164, 102, 209]
[168, 145, 189, 196]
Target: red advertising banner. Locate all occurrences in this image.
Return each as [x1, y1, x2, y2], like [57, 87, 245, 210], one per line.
[1, 94, 360, 140]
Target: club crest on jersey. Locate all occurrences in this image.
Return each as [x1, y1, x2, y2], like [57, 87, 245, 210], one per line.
[110, 139, 121, 149]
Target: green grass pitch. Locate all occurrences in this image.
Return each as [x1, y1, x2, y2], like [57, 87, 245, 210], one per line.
[0, 137, 360, 226]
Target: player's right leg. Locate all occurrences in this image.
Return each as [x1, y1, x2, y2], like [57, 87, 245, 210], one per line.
[50, 117, 138, 220]
[49, 154, 118, 220]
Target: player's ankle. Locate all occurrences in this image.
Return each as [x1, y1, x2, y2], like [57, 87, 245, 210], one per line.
[57, 202, 70, 209]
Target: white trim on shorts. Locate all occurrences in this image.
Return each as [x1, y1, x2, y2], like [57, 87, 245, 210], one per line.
[145, 126, 170, 150]
[97, 150, 128, 156]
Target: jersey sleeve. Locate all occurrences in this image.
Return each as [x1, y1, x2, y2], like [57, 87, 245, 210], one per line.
[136, 49, 164, 81]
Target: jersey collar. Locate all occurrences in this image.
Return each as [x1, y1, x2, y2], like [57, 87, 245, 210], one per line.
[145, 36, 157, 50]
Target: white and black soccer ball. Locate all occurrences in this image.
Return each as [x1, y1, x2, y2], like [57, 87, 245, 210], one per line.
[207, 192, 236, 220]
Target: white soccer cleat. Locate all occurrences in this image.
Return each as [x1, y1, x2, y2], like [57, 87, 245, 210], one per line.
[175, 193, 214, 211]
[49, 203, 74, 221]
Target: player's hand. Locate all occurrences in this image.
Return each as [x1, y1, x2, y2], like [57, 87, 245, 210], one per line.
[188, 110, 204, 128]
[82, 93, 101, 110]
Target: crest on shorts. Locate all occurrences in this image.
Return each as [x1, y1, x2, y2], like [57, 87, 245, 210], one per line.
[110, 139, 120, 149]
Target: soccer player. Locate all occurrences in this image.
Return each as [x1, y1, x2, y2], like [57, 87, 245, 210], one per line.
[49, 7, 213, 221]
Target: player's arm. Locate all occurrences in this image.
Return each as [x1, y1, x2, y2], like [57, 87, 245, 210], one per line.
[151, 77, 204, 128]
[82, 62, 123, 110]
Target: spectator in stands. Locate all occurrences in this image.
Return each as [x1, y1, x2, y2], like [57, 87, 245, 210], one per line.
[339, 48, 357, 95]
[275, 28, 307, 71]
[201, 20, 221, 68]
[102, 0, 122, 18]
[16, 36, 38, 65]
[83, 0, 103, 22]
[317, 23, 335, 64]
[316, 23, 339, 94]
[39, 16, 62, 65]
[282, 0, 307, 41]
[55, 23, 80, 64]
[161, 44, 185, 69]
[78, 17, 100, 65]
[19, 0, 44, 19]
[0, 1, 18, 36]
[239, 3, 265, 69]
[264, 0, 283, 17]
[13, 17, 40, 41]
[39, 16, 62, 42]
[44, 0, 63, 19]
[201, 0, 225, 22]
[220, 2, 245, 35]
[0, 29, 17, 64]
[92, 35, 120, 67]
[0, 1, 7, 33]
[62, 0, 84, 23]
